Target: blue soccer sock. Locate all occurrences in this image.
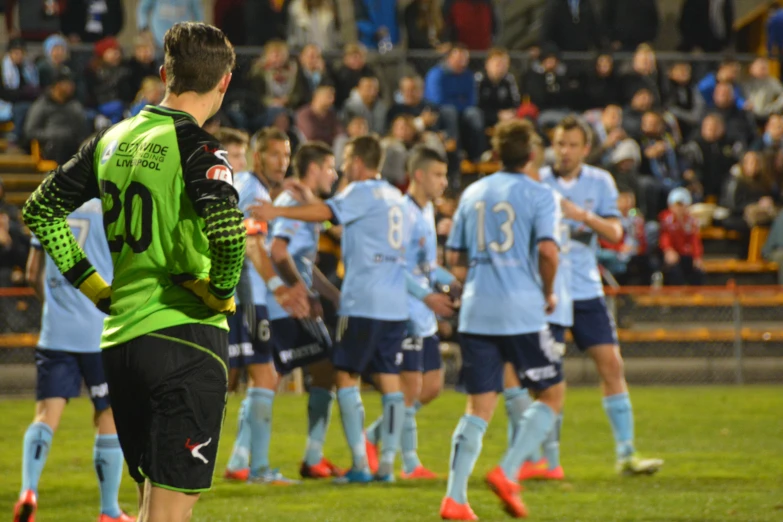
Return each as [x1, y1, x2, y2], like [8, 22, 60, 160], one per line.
[304, 387, 334, 467]
[336, 386, 367, 470]
[248, 387, 275, 474]
[21, 422, 53, 495]
[227, 397, 251, 471]
[543, 412, 563, 469]
[503, 387, 532, 447]
[445, 415, 487, 504]
[94, 434, 123, 518]
[401, 405, 421, 474]
[365, 415, 383, 446]
[603, 392, 635, 459]
[500, 402, 556, 481]
[378, 392, 404, 476]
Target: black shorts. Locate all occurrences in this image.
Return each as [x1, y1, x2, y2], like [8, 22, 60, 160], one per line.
[101, 323, 228, 493]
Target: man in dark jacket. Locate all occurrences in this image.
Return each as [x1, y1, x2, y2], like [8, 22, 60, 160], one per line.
[331, 43, 378, 110]
[60, 0, 124, 43]
[541, 0, 604, 52]
[23, 67, 88, 164]
[603, 0, 659, 51]
[712, 82, 755, 148]
[245, 0, 289, 46]
[678, 0, 734, 53]
[680, 113, 738, 200]
[526, 45, 575, 128]
[385, 75, 439, 132]
[476, 48, 520, 128]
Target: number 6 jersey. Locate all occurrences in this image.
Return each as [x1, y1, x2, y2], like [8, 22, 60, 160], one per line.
[22, 106, 247, 348]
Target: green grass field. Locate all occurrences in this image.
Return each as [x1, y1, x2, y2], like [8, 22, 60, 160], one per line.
[1, 387, 782, 522]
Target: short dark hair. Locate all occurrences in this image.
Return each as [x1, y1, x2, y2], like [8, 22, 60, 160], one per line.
[252, 127, 289, 154]
[407, 145, 446, 177]
[554, 115, 592, 144]
[348, 135, 383, 171]
[492, 119, 539, 171]
[213, 128, 248, 148]
[294, 141, 333, 178]
[164, 22, 235, 95]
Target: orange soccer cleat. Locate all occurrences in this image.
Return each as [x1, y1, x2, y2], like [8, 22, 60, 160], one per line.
[13, 489, 37, 522]
[440, 497, 478, 520]
[97, 512, 136, 522]
[223, 467, 250, 481]
[400, 465, 438, 480]
[364, 434, 379, 475]
[300, 457, 345, 478]
[486, 466, 528, 518]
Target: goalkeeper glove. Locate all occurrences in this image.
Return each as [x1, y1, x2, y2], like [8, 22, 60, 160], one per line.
[179, 277, 236, 315]
[78, 271, 111, 314]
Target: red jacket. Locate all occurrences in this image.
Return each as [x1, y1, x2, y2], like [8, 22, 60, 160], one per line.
[658, 209, 703, 259]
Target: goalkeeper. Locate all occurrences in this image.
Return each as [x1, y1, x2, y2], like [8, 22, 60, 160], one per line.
[23, 22, 246, 522]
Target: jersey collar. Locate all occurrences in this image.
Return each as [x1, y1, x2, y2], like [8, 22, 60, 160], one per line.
[143, 105, 198, 125]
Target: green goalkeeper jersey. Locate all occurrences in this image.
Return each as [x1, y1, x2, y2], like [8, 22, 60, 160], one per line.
[23, 106, 246, 348]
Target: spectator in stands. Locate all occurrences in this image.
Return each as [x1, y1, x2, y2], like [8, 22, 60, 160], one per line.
[354, 0, 400, 52]
[288, 0, 340, 52]
[540, 0, 603, 53]
[443, 0, 496, 51]
[137, 0, 203, 49]
[405, 0, 448, 51]
[332, 43, 376, 109]
[761, 209, 783, 284]
[768, 5, 783, 77]
[663, 61, 705, 140]
[386, 75, 439, 133]
[623, 87, 655, 140]
[246, 40, 297, 130]
[296, 84, 342, 144]
[659, 187, 704, 285]
[125, 33, 159, 99]
[61, 0, 123, 43]
[637, 111, 682, 218]
[36, 34, 69, 89]
[334, 115, 368, 169]
[712, 82, 756, 148]
[0, 178, 19, 222]
[622, 44, 662, 107]
[751, 114, 783, 154]
[588, 104, 631, 168]
[2, 38, 40, 144]
[722, 151, 778, 258]
[246, 0, 290, 46]
[4, 0, 61, 42]
[598, 185, 649, 285]
[382, 115, 448, 188]
[603, 0, 659, 52]
[584, 53, 623, 110]
[681, 113, 738, 201]
[698, 58, 745, 110]
[213, 0, 246, 45]
[343, 75, 387, 135]
[23, 66, 87, 164]
[609, 139, 643, 196]
[678, 0, 734, 53]
[84, 37, 131, 126]
[525, 44, 574, 129]
[0, 207, 28, 284]
[424, 45, 485, 161]
[743, 57, 783, 120]
[129, 76, 165, 117]
[291, 44, 330, 109]
[476, 48, 520, 128]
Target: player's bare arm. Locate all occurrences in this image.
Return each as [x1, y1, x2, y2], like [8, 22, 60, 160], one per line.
[560, 199, 623, 243]
[247, 234, 309, 318]
[25, 248, 45, 301]
[312, 265, 340, 306]
[250, 200, 333, 224]
[538, 239, 559, 314]
[445, 250, 468, 283]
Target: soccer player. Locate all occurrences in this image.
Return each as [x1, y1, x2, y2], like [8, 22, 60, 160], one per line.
[441, 119, 564, 520]
[365, 146, 457, 479]
[14, 200, 133, 522]
[540, 116, 663, 475]
[266, 141, 344, 479]
[223, 127, 309, 484]
[252, 135, 411, 482]
[23, 23, 246, 522]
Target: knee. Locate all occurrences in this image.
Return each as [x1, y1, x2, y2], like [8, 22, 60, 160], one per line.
[462, 107, 484, 128]
[419, 380, 442, 405]
[249, 363, 278, 390]
[537, 381, 566, 413]
[439, 105, 458, 124]
[597, 348, 625, 384]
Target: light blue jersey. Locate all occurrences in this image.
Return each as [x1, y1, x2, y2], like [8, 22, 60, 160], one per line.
[404, 195, 440, 337]
[234, 170, 271, 306]
[540, 165, 620, 301]
[267, 191, 320, 320]
[446, 172, 560, 335]
[326, 178, 408, 321]
[547, 191, 574, 328]
[33, 200, 112, 353]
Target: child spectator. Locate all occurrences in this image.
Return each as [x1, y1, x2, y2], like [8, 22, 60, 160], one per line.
[599, 186, 650, 285]
[658, 187, 704, 285]
[663, 61, 705, 140]
[476, 48, 520, 128]
[1, 38, 40, 142]
[36, 34, 70, 89]
[125, 33, 160, 98]
[84, 37, 131, 126]
[332, 43, 377, 109]
[343, 75, 387, 135]
[129, 76, 165, 116]
[287, 0, 340, 52]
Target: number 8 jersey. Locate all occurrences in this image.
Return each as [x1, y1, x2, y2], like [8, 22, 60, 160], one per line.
[446, 172, 561, 335]
[325, 178, 408, 321]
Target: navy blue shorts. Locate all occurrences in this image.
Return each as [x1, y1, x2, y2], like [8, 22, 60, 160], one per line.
[228, 305, 274, 368]
[332, 316, 407, 375]
[35, 348, 110, 411]
[401, 335, 442, 373]
[271, 316, 332, 373]
[459, 329, 564, 395]
[571, 297, 618, 352]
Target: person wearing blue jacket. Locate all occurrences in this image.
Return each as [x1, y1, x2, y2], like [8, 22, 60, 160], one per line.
[697, 59, 745, 110]
[353, 0, 400, 51]
[138, 0, 204, 49]
[424, 45, 486, 161]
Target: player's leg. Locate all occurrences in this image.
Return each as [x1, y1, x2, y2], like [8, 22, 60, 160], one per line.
[441, 334, 503, 521]
[573, 298, 663, 475]
[331, 317, 377, 483]
[300, 357, 342, 478]
[225, 313, 253, 480]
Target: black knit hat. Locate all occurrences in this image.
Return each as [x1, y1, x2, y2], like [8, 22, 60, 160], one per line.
[7, 37, 26, 52]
